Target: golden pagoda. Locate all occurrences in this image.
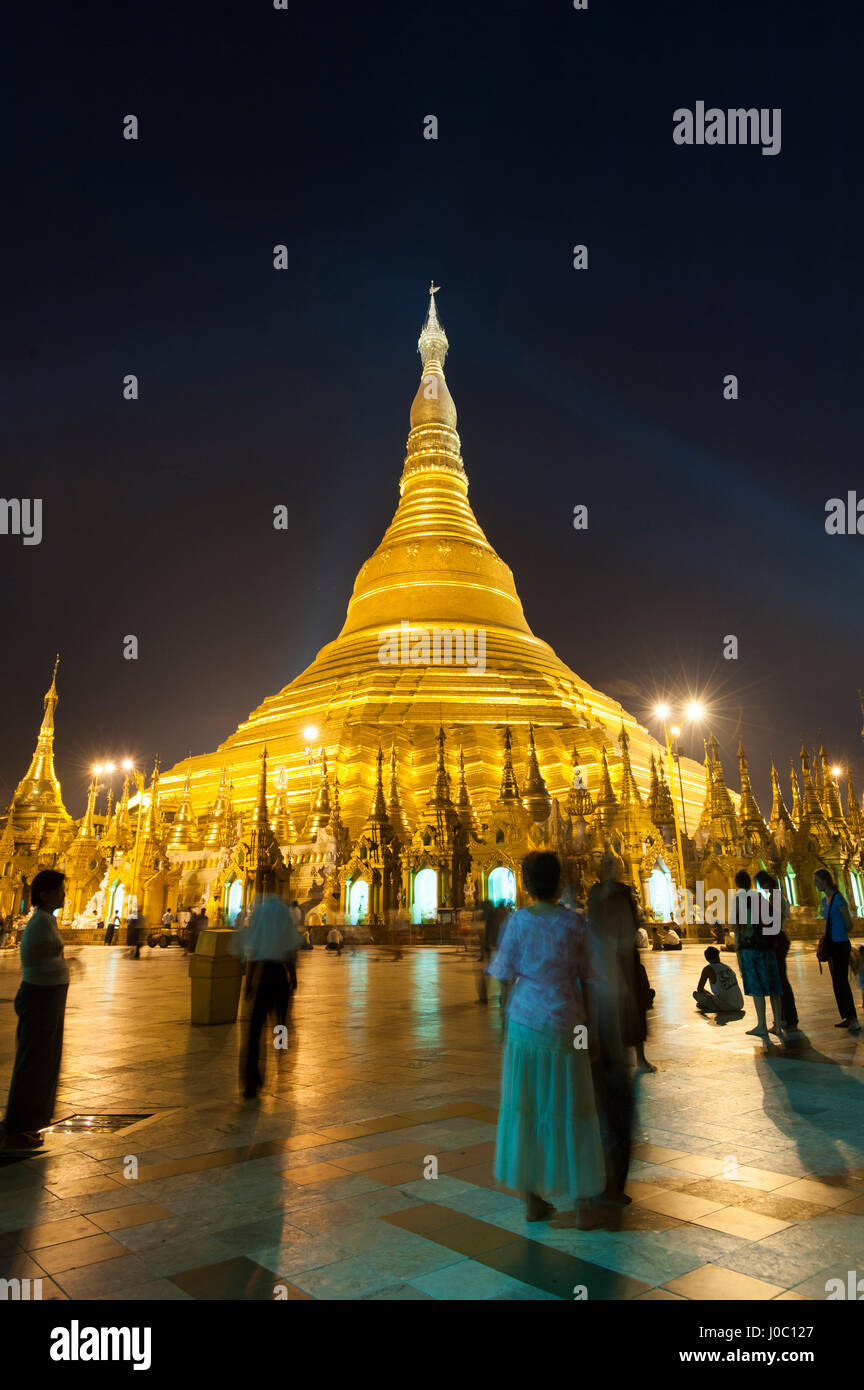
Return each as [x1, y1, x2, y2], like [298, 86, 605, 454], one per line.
[156, 287, 708, 920]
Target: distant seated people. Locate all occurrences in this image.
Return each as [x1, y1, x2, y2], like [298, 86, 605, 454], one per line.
[694, 947, 744, 1014]
[325, 926, 344, 955]
[662, 925, 682, 950]
[651, 926, 663, 951]
[635, 925, 649, 950]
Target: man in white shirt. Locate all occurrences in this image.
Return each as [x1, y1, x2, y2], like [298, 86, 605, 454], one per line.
[0, 870, 69, 1152]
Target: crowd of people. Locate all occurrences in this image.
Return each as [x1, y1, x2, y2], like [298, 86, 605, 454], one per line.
[2, 861, 863, 1172]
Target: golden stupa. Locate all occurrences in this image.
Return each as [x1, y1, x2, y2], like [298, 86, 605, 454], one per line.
[158, 288, 706, 845]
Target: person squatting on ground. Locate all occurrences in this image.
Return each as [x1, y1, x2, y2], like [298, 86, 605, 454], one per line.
[234, 894, 301, 1099]
[693, 947, 744, 1016]
[486, 851, 605, 1223]
[815, 868, 861, 1034]
[0, 870, 69, 1153]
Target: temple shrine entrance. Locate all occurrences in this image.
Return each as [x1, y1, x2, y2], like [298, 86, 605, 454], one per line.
[647, 859, 675, 920]
[225, 879, 243, 924]
[488, 865, 515, 905]
[348, 878, 369, 924]
[412, 867, 437, 923]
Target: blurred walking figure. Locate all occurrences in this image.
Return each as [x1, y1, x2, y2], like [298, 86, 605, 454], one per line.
[755, 869, 801, 1038]
[105, 913, 119, 946]
[126, 910, 142, 958]
[733, 870, 784, 1040]
[486, 852, 604, 1223]
[187, 909, 206, 956]
[0, 871, 69, 1153]
[237, 895, 300, 1099]
[476, 899, 508, 1004]
[815, 868, 860, 1033]
[585, 851, 655, 1210]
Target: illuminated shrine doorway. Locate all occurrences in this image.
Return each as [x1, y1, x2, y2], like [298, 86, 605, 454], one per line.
[348, 878, 369, 924]
[226, 879, 243, 924]
[488, 866, 516, 906]
[107, 881, 124, 921]
[850, 870, 864, 915]
[412, 868, 438, 924]
[647, 860, 675, 920]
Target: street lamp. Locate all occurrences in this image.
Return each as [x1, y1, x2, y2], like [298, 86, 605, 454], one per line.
[653, 700, 707, 921]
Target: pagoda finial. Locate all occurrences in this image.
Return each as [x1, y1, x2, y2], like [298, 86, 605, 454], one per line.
[498, 725, 521, 803]
[370, 745, 389, 822]
[251, 746, 270, 827]
[432, 725, 452, 805]
[386, 744, 410, 841]
[523, 724, 551, 823]
[618, 723, 643, 808]
[789, 759, 802, 824]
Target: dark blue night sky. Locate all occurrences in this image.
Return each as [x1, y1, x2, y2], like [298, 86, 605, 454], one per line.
[2, 0, 862, 815]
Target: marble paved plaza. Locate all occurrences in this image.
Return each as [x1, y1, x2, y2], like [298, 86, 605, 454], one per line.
[2, 940, 864, 1301]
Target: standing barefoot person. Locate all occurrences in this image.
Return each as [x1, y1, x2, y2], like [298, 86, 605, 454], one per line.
[0, 870, 69, 1153]
[733, 870, 784, 1041]
[815, 869, 861, 1034]
[585, 850, 655, 1210]
[486, 851, 604, 1222]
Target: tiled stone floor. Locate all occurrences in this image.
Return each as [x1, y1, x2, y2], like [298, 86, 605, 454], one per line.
[1, 940, 863, 1301]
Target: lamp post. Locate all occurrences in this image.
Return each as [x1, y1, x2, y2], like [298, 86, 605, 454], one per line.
[654, 701, 706, 923]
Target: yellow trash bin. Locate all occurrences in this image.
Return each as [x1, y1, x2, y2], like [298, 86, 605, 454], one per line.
[189, 928, 244, 1024]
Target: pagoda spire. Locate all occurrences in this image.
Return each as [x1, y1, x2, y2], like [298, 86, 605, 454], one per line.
[498, 726, 521, 804]
[9, 655, 70, 831]
[246, 746, 282, 898]
[431, 725, 453, 806]
[307, 751, 332, 836]
[168, 762, 200, 851]
[595, 746, 618, 829]
[706, 734, 736, 820]
[523, 724, 551, 823]
[386, 745, 410, 841]
[204, 764, 232, 848]
[618, 725, 643, 808]
[768, 761, 795, 837]
[79, 776, 99, 841]
[846, 770, 864, 838]
[456, 745, 478, 835]
[369, 746, 389, 823]
[142, 760, 161, 840]
[271, 764, 297, 845]
[251, 746, 270, 829]
[799, 745, 826, 828]
[819, 747, 846, 826]
[736, 740, 765, 834]
[789, 759, 802, 824]
[812, 745, 825, 803]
